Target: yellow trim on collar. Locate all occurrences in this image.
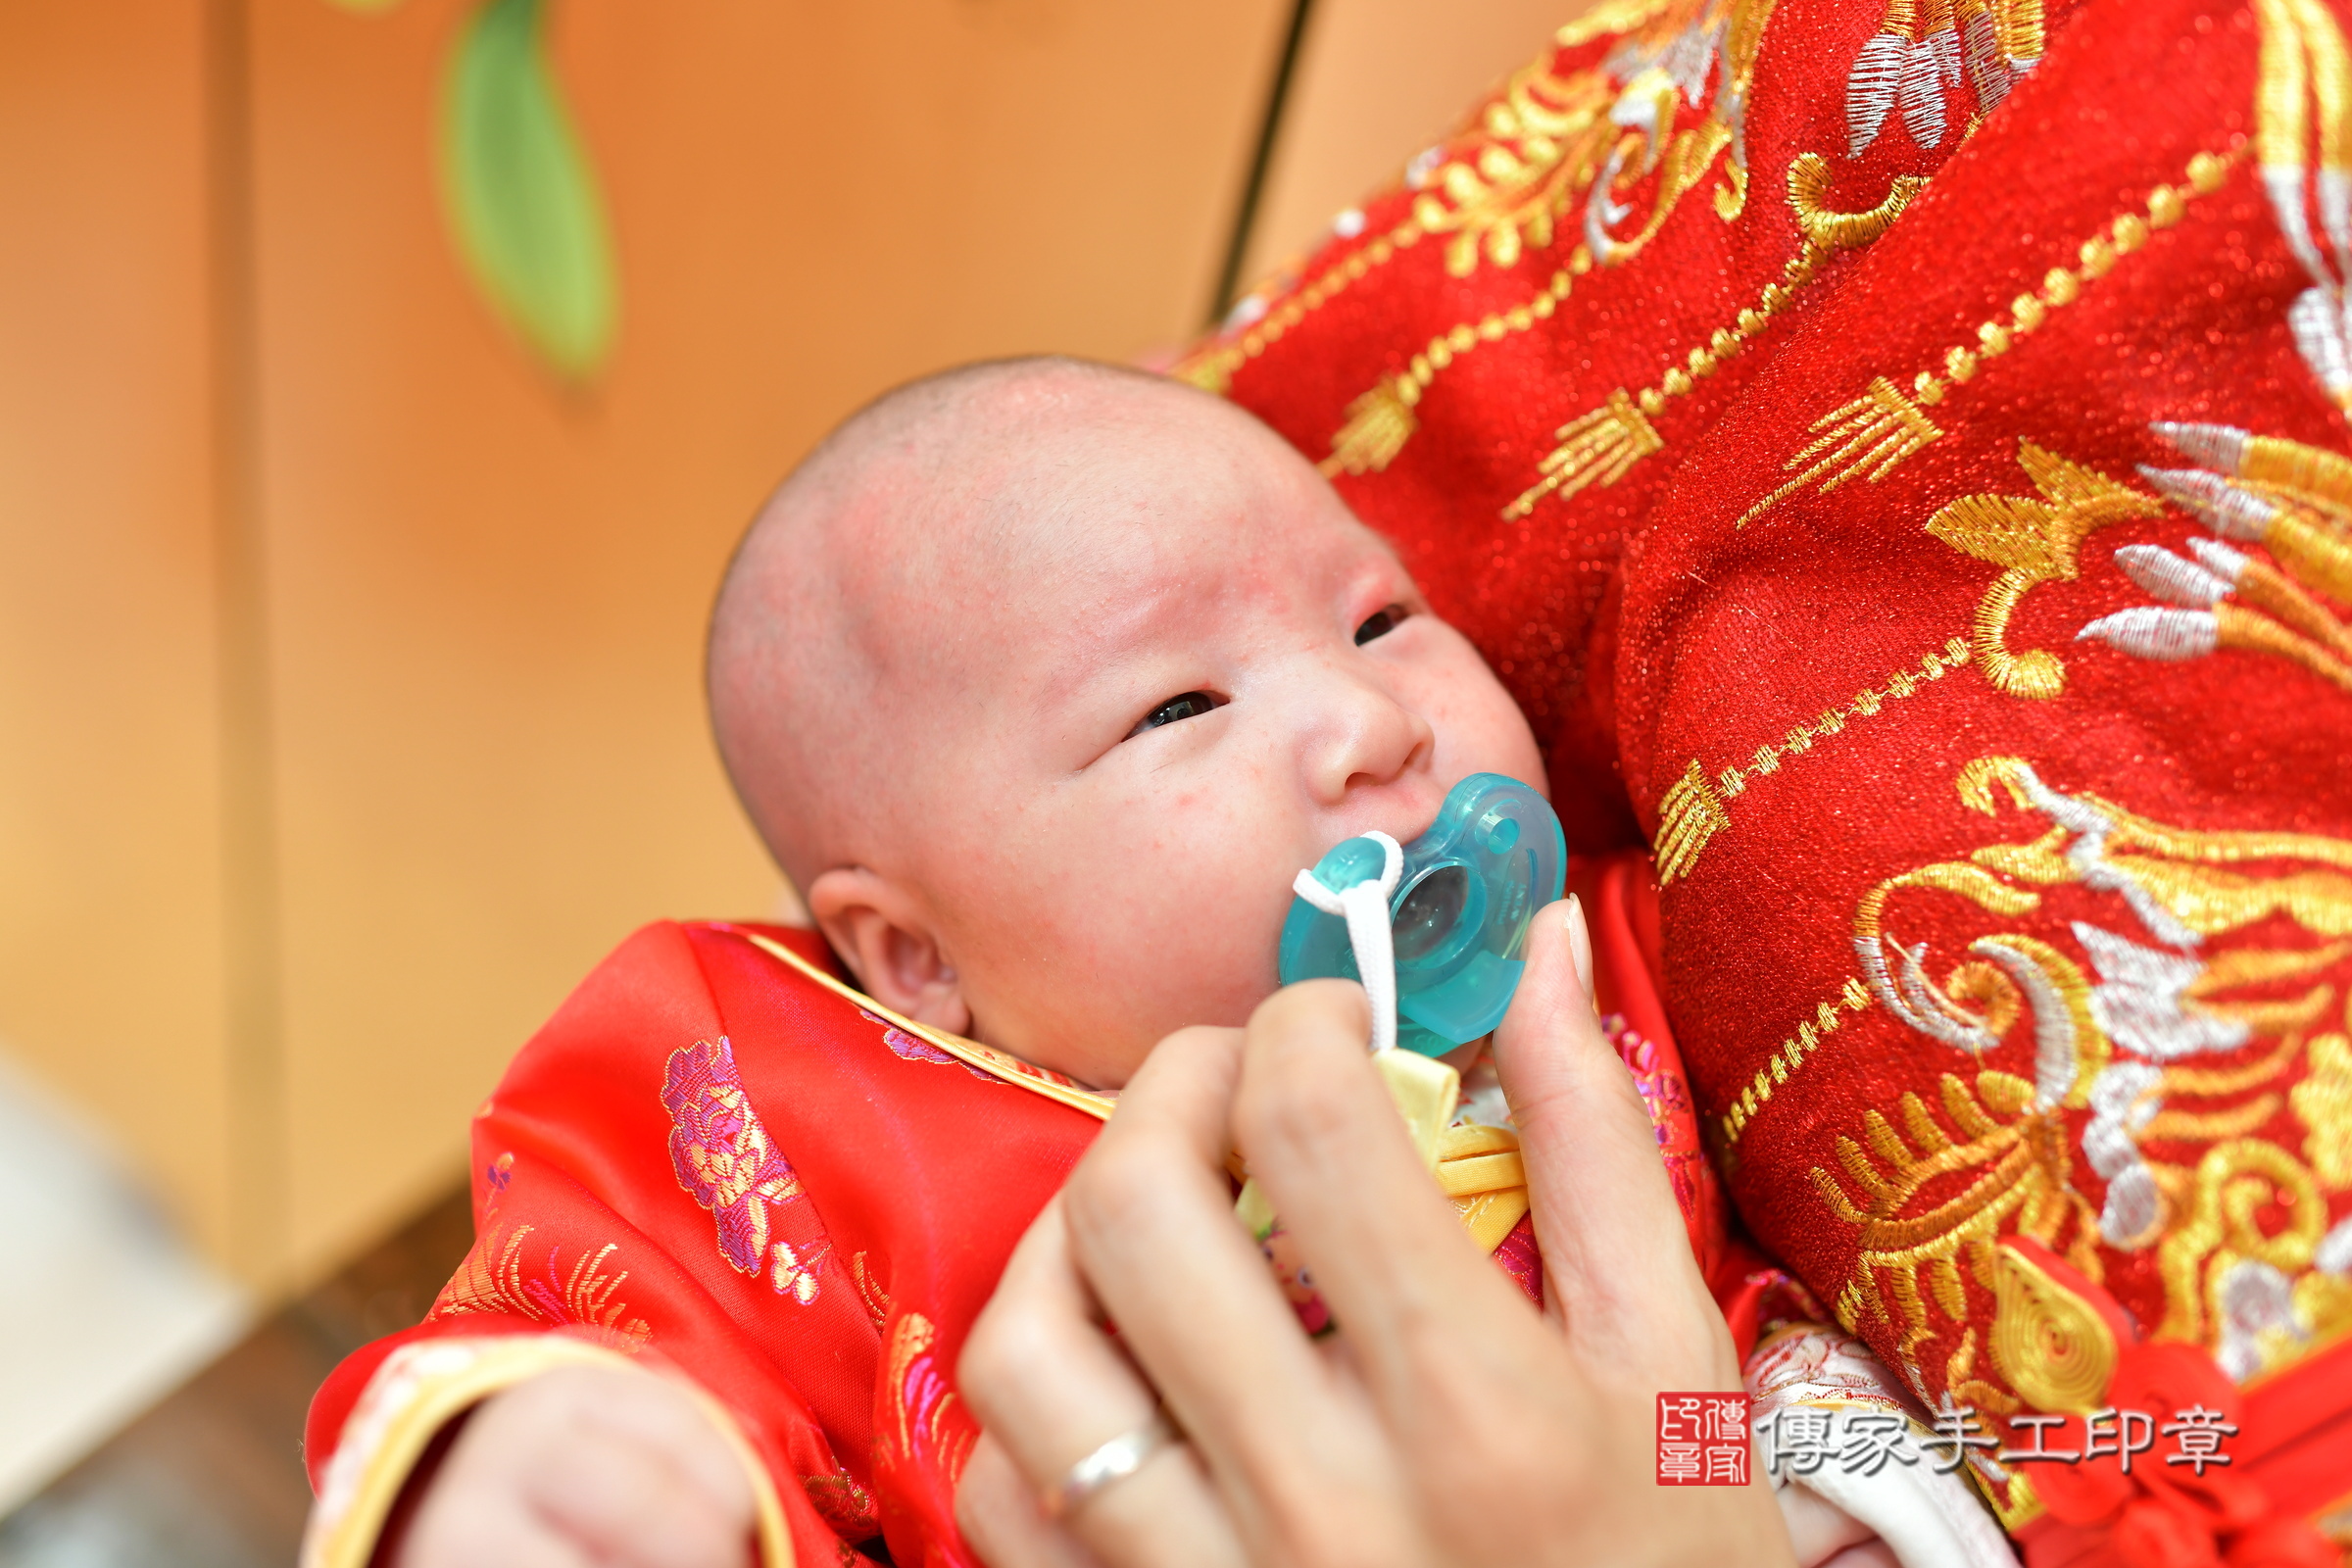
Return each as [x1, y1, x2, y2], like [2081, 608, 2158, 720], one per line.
[737, 930, 1118, 1121]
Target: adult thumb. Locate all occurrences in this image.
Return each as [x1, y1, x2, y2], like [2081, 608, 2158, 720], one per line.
[1493, 899, 1736, 1388]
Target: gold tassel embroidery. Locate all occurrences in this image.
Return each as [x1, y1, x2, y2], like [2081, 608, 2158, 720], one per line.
[1654, 760, 1730, 885]
[1321, 258, 1584, 478]
[1652, 637, 1972, 886]
[1330, 130, 1939, 505]
[1505, 157, 1926, 517]
[1738, 377, 1945, 527]
[1721, 978, 1874, 1143]
[1504, 389, 1664, 516]
[1324, 380, 1420, 479]
[1741, 144, 2243, 530]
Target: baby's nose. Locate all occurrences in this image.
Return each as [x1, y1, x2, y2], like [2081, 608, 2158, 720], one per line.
[1306, 677, 1433, 803]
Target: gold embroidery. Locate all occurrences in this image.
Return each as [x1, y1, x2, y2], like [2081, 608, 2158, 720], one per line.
[431, 1224, 652, 1345]
[1737, 377, 1945, 527]
[2155, 1138, 2328, 1342]
[1946, 1324, 2021, 1416]
[1823, 757, 2352, 1406]
[1817, 1066, 2100, 1356]
[1788, 154, 1930, 253]
[1501, 385, 1664, 513]
[2162, 1031, 2308, 1100]
[2293, 1031, 2352, 1186]
[1987, 1242, 2117, 1413]
[851, 1250, 894, 1327]
[1183, 0, 1767, 397]
[1654, 637, 1970, 885]
[2139, 1095, 2284, 1144]
[1924, 441, 2164, 699]
[1176, 221, 1427, 396]
[1655, 759, 1731, 884]
[1740, 142, 2245, 527]
[1410, 47, 1616, 277]
[1322, 255, 1587, 477]
[1720, 977, 1873, 1143]
[1946, 759, 2352, 937]
[2089, 422, 2352, 692]
[2255, 0, 2352, 406]
[1415, 0, 1780, 278]
[1502, 156, 1925, 515]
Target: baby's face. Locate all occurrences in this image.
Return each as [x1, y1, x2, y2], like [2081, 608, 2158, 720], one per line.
[878, 391, 1544, 1087]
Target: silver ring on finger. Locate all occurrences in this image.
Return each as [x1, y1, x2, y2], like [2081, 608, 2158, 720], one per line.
[1040, 1409, 1183, 1519]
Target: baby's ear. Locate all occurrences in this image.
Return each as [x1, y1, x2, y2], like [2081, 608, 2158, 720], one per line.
[806, 868, 973, 1036]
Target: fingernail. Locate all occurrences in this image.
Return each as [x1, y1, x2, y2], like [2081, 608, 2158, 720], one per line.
[1565, 895, 1595, 1001]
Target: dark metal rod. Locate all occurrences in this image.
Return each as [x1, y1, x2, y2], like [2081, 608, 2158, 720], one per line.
[206, 0, 288, 1281]
[1207, 0, 1317, 326]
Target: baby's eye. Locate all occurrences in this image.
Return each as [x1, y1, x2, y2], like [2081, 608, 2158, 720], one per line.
[1126, 691, 1226, 738]
[1354, 604, 1410, 644]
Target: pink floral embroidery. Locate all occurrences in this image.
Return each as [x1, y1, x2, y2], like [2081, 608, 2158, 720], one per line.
[858, 1009, 998, 1085]
[1492, 1212, 1544, 1307]
[482, 1151, 514, 1216]
[1603, 1014, 1715, 1232]
[662, 1036, 833, 1301]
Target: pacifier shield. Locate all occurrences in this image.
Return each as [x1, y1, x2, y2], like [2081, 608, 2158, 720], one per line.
[1278, 773, 1567, 1056]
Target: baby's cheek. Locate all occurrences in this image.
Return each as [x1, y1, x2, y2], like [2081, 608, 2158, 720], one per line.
[1432, 669, 1544, 785]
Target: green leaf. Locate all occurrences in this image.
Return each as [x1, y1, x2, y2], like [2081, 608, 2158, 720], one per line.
[439, 0, 616, 380]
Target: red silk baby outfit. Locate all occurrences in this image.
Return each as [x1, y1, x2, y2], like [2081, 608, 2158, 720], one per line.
[303, 861, 1783, 1567]
[1198, 0, 2352, 1562]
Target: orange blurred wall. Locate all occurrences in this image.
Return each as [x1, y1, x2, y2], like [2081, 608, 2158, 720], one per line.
[1, 0, 1297, 1287]
[0, 0, 1604, 1292]
[0, 0, 236, 1257]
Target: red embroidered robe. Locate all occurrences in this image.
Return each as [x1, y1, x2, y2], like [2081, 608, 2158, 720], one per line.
[309, 0, 2352, 1562]
[1195, 0, 2352, 1562]
[301, 860, 1735, 1568]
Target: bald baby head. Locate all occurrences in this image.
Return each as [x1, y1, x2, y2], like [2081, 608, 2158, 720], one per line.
[704, 353, 1541, 1081]
[708, 355, 1271, 892]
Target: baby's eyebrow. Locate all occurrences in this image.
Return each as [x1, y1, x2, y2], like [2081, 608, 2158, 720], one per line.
[1025, 580, 1210, 705]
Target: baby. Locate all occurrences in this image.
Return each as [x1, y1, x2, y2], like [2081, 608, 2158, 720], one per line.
[339, 359, 1972, 1568]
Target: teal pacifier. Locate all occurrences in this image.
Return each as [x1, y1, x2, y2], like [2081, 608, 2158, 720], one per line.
[1279, 773, 1566, 1057]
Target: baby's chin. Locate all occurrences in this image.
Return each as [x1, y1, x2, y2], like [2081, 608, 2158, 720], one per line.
[980, 1003, 1252, 1094]
[966, 956, 1279, 1089]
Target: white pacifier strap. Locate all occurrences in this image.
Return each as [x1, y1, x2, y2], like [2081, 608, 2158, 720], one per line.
[1291, 831, 1403, 1054]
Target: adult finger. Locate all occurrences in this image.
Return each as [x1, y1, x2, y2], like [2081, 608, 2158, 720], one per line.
[1056, 1024, 1395, 1560]
[1230, 980, 1544, 1417]
[523, 1422, 751, 1568]
[1495, 900, 1736, 1388]
[583, 1368, 760, 1537]
[477, 1368, 751, 1568]
[400, 1486, 597, 1568]
[959, 1194, 1245, 1568]
[955, 1434, 1106, 1568]
[398, 1500, 596, 1568]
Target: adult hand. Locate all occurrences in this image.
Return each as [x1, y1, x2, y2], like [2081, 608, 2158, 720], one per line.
[956, 901, 1794, 1567]
[392, 1363, 754, 1568]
